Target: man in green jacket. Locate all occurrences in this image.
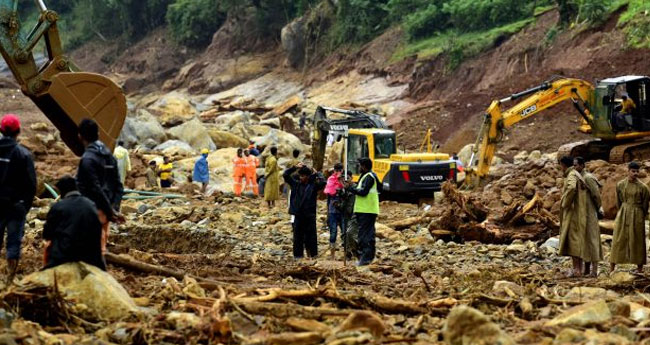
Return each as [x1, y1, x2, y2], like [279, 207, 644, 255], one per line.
[349, 158, 380, 266]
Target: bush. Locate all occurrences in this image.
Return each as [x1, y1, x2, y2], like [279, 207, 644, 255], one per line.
[328, 0, 390, 47]
[403, 4, 447, 40]
[575, 0, 609, 23]
[442, 0, 535, 31]
[384, 0, 431, 23]
[167, 0, 225, 47]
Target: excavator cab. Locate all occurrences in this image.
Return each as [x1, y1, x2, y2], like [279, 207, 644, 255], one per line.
[0, 0, 126, 155]
[596, 76, 650, 135]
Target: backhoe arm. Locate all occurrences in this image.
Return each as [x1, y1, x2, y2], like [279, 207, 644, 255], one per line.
[465, 78, 595, 185]
[0, 0, 126, 156]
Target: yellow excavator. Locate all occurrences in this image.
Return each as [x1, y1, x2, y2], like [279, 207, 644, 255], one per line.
[0, 0, 126, 155]
[465, 75, 650, 186]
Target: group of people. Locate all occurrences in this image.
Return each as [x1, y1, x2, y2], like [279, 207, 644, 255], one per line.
[232, 146, 260, 197]
[282, 157, 380, 266]
[0, 115, 125, 283]
[559, 155, 649, 277]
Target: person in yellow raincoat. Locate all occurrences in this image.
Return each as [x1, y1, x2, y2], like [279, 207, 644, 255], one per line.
[574, 157, 603, 277]
[264, 147, 280, 207]
[244, 149, 259, 196]
[232, 148, 246, 196]
[610, 161, 650, 274]
[558, 156, 588, 277]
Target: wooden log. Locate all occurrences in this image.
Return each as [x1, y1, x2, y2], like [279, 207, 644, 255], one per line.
[385, 217, 425, 231]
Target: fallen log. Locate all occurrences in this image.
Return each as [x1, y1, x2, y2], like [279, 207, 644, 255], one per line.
[385, 216, 426, 231]
[442, 181, 488, 222]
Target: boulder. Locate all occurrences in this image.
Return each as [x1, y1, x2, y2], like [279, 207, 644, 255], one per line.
[630, 302, 650, 322]
[260, 117, 281, 129]
[528, 150, 542, 161]
[611, 271, 636, 284]
[513, 151, 529, 164]
[208, 129, 249, 149]
[119, 109, 167, 149]
[253, 129, 305, 157]
[21, 262, 138, 320]
[545, 300, 612, 328]
[443, 305, 515, 345]
[457, 144, 474, 166]
[214, 111, 252, 128]
[176, 148, 238, 193]
[168, 118, 216, 152]
[148, 91, 198, 126]
[565, 287, 619, 301]
[154, 140, 196, 156]
[492, 281, 525, 298]
[166, 312, 202, 330]
[281, 17, 305, 68]
[553, 328, 586, 344]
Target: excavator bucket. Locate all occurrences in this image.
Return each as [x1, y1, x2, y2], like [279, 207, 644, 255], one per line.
[28, 72, 127, 156]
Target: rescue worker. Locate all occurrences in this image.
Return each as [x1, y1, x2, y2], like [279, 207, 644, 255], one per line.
[283, 164, 326, 259]
[264, 147, 280, 207]
[621, 95, 637, 114]
[348, 157, 380, 266]
[43, 176, 105, 270]
[249, 141, 260, 156]
[558, 155, 587, 277]
[113, 140, 131, 185]
[193, 149, 210, 194]
[610, 161, 649, 274]
[145, 160, 158, 189]
[574, 157, 603, 277]
[0, 114, 36, 283]
[158, 156, 174, 188]
[76, 118, 124, 255]
[232, 148, 246, 196]
[244, 149, 259, 196]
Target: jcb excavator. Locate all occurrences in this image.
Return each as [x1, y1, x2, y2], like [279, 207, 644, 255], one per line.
[312, 106, 456, 201]
[0, 0, 126, 155]
[465, 75, 650, 185]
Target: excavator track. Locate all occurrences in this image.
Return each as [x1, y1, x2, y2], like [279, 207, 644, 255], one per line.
[557, 140, 612, 162]
[609, 140, 650, 164]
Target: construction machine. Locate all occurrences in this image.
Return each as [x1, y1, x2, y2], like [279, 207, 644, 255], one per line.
[0, 0, 126, 155]
[312, 106, 456, 201]
[466, 75, 650, 185]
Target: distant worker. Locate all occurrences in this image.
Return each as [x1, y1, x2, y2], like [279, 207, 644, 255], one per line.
[113, 140, 131, 185]
[610, 161, 649, 274]
[244, 149, 259, 196]
[249, 141, 260, 156]
[348, 157, 380, 266]
[558, 155, 587, 277]
[574, 157, 603, 277]
[232, 148, 247, 196]
[283, 163, 326, 259]
[145, 160, 158, 189]
[193, 149, 210, 194]
[76, 119, 124, 254]
[616, 95, 636, 130]
[158, 156, 174, 188]
[0, 114, 36, 283]
[299, 112, 307, 130]
[43, 176, 105, 270]
[264, 147, 280, 208]
[324, 163, 345, 258]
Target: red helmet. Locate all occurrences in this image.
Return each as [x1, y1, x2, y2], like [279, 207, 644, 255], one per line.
[0, 114, 20, 134]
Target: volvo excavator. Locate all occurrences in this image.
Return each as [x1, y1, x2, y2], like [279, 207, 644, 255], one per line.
[312, 106, 456, 201]
[0, 0, 126, 155]
[465, 75, 650, 186]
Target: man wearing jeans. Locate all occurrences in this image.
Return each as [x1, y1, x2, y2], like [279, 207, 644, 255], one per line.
[349, 158, 380, 266]
[0, 114, 36, 283]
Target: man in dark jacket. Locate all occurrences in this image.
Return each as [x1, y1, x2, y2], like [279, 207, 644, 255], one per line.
[43, 176, 105, 270]
[283, 164, 326, 259]
[76, 119, 124, 254]
[0, 114, 36, 283]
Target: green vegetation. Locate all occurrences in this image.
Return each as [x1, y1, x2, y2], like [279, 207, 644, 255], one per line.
[166, 0, 224, 47]
[617, 0, 650, 48]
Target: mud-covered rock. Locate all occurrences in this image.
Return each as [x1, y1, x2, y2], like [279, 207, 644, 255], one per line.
[168, 118, 216, 152]
[443, 306, 515, 345]
[148, 91, 198, 126]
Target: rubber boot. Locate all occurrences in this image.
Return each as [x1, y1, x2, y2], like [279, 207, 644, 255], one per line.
[6, 259, 18, 285]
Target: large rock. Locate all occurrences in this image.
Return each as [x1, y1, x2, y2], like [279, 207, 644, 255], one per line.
[154, 140, 196, 156]
[281, 17, 305, 68]
[119, 109, 167, 149]
[545, 300, 612, 328]
[214, 111, 253, 128]
[177, 148, 238, 193]
[168, 118, 216, 152]
[443, 306, 515, 345]
[252, 129, 305, 157]
[148, 91, 198, 126]
[21, 262, 138, 320]
[565, 287, 619, 301]
[209, 129, 249, 149]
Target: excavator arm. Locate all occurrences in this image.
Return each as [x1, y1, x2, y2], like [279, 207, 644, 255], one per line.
[0, 0, 126, 155]
[311, 105, 387, 171]
[465, 77, 595, 185]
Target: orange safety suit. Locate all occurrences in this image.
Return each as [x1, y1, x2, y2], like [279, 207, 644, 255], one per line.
[245, 155, 259, 196]
[232, 156, 247, 196]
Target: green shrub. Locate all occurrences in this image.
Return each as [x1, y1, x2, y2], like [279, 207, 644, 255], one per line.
[403, 4, 447, 40]
[328, 0, 390, 47]
[167, 0, 225, 47]
[575, 0, 609, 23]
[384, 0, 431, 23]
[442, 0, 535, 31]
